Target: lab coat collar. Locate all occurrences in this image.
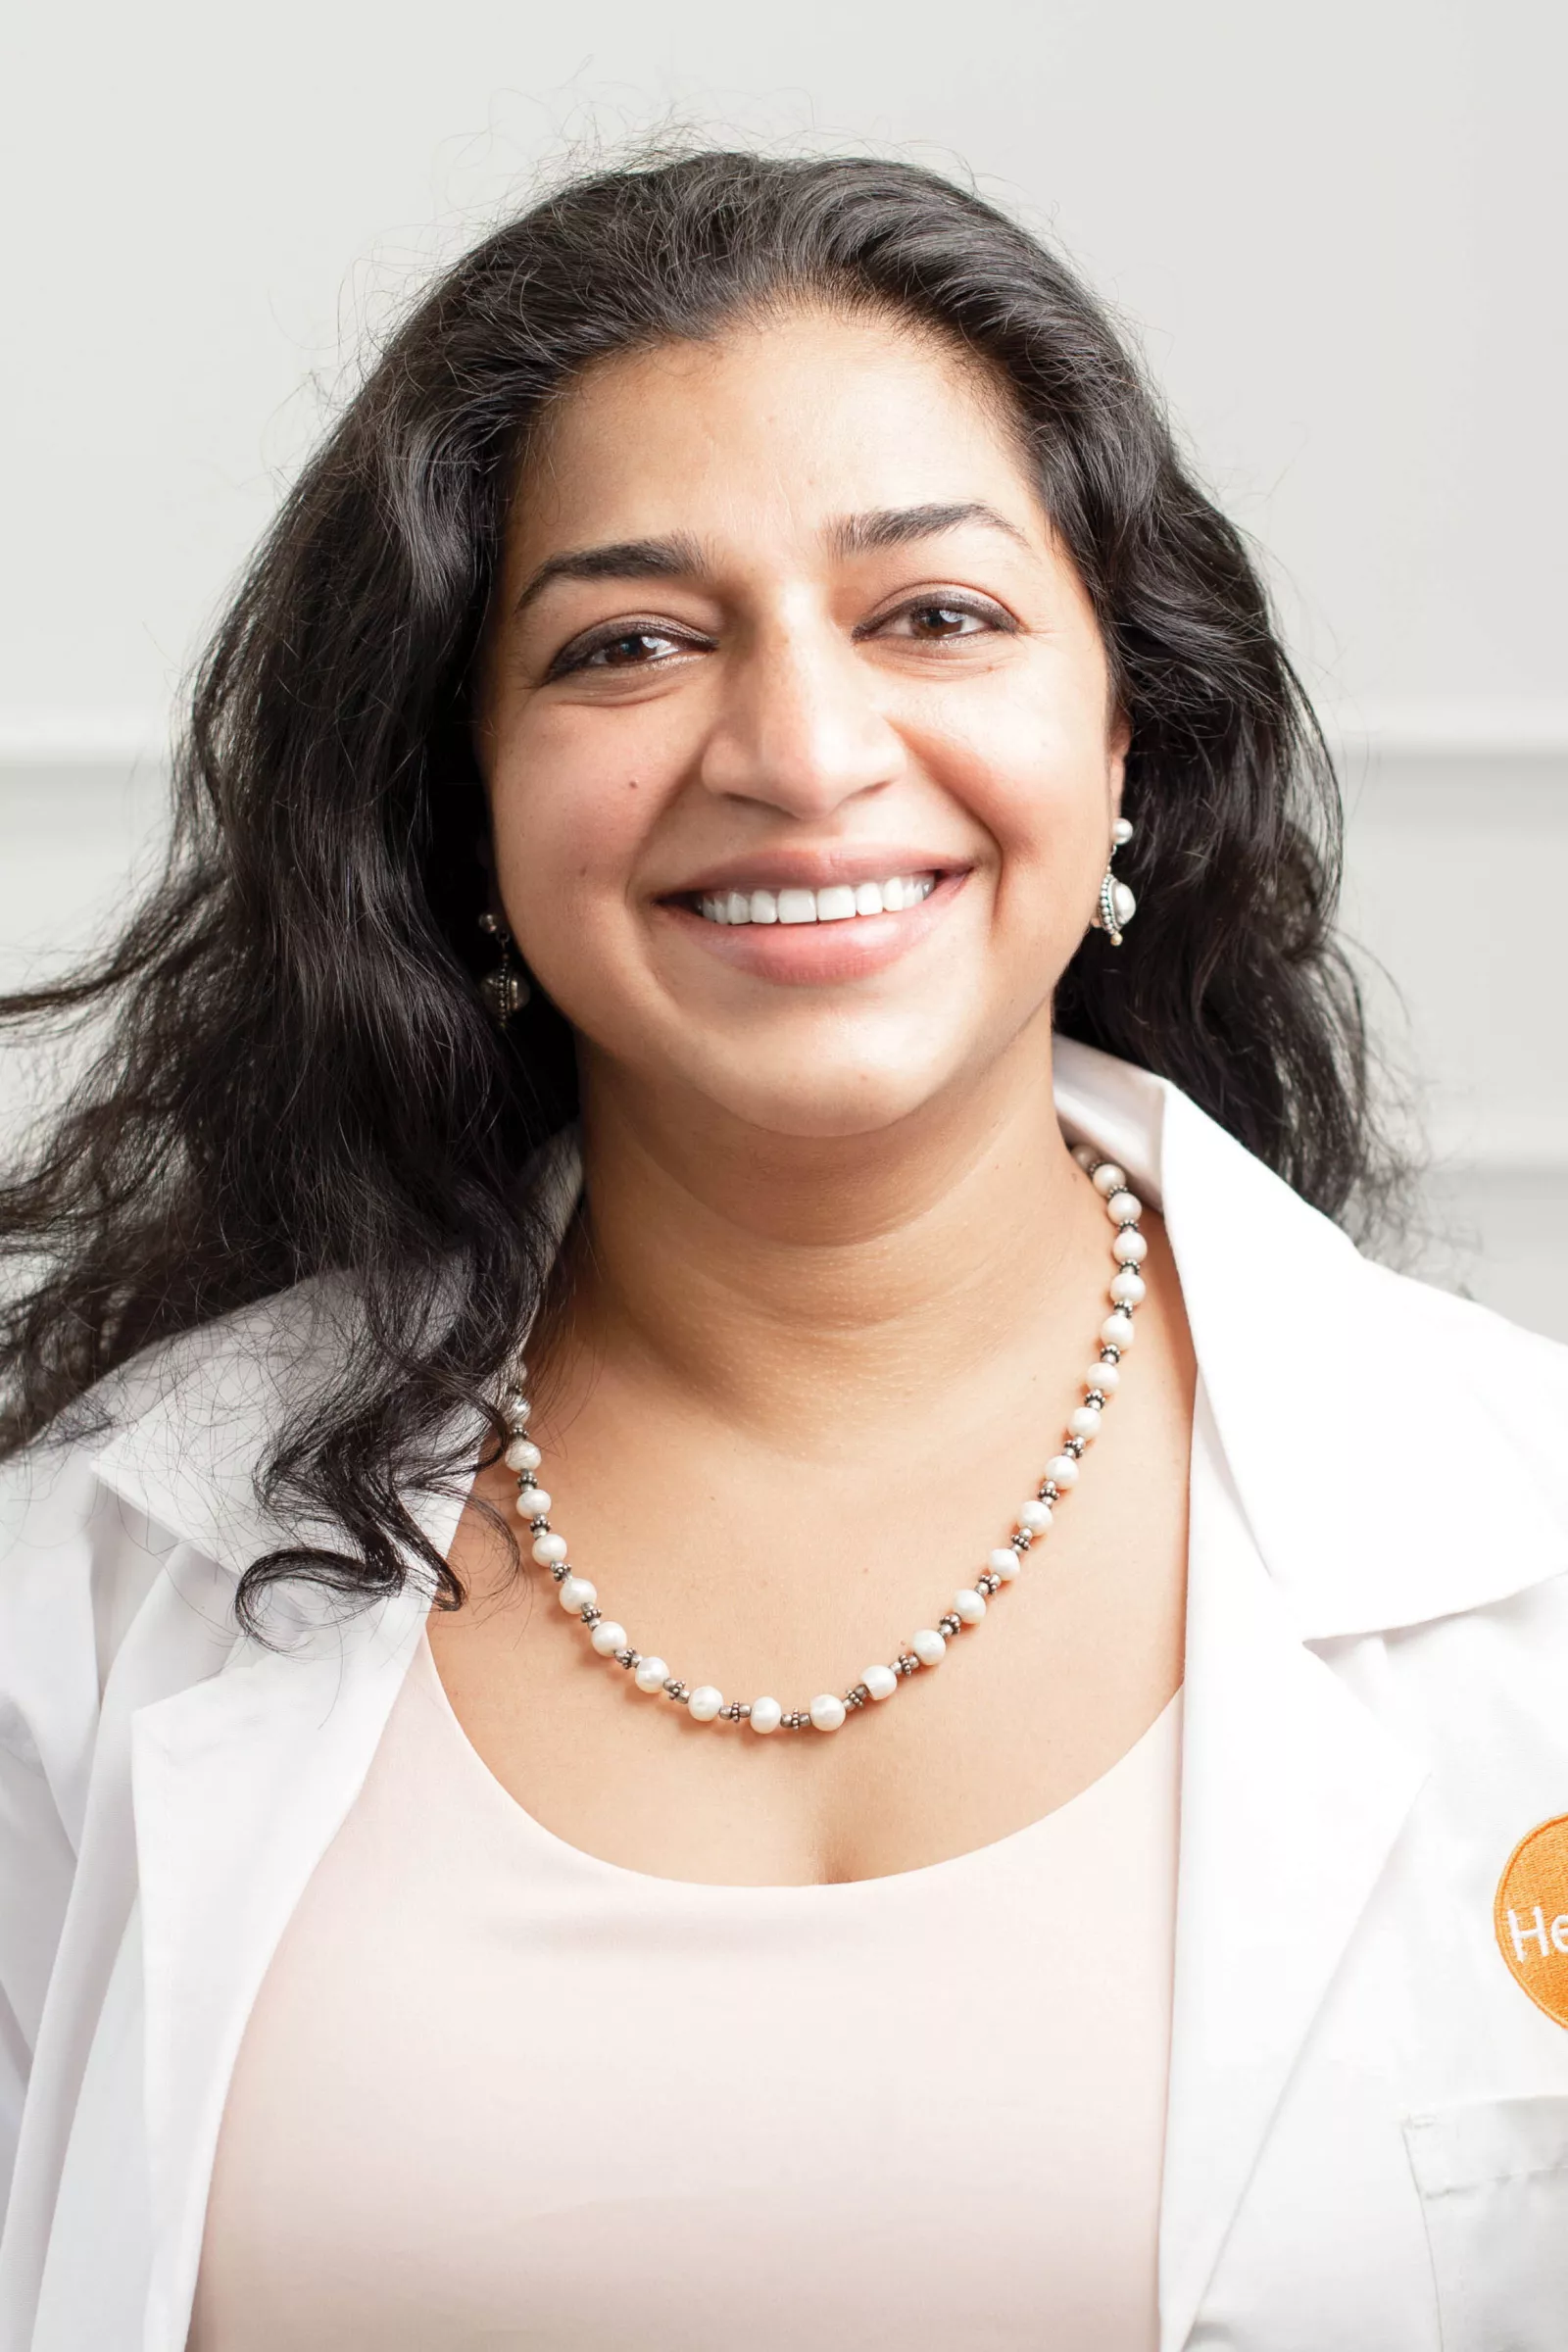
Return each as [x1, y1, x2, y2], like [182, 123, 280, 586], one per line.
[1050, 1037, 1568, 1639]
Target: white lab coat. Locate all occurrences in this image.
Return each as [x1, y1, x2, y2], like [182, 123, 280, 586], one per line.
[3, 1037, 1568, 2352]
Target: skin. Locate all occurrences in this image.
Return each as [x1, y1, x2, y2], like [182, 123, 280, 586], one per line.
[430, 304, 1196, 1886]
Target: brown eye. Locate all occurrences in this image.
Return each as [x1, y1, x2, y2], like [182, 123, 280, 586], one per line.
[593, 631, 669, 666]
[908, 604, 976, 637]
[867, 596, 1010, 647]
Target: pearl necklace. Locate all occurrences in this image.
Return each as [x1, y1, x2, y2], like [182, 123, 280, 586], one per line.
[497, 1147, 1146, 1736]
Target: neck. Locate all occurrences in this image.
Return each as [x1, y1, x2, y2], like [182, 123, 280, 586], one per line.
[553, 1024, 1107, 1449]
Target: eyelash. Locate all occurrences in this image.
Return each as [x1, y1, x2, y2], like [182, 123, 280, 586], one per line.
[546, 593, 1016, 679]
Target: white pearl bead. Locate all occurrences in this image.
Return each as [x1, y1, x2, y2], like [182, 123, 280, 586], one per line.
[590, 1619, 626, 1656]
[1105, 1190, 1142, 1225]
[809, 1692, 847, 1731]
[1068, 1404, 1102, 1442]
[1112, 815, 1135, 847]
[514, 1485, 553, 1520]
[1090, 1357, 1121, 1392]
[634, 1655, 670, 1692]
[1102, 1311, 1137, 1348]
[507, 1396, 532, 1425]
[1071, 1142, 1098, 1170]
[911, 1627, 947, 1665]
[1046, 1453, 1080, 1489]
[559, 1574, 596, 1614]
[1113, 1228, 1149, 1263]
[688, 1685, 724, 1722]
[862, 1663, 899, 1699]
[1109, 1268, 1147, 1306]
[989, 1544, 1024, 1579]
[1017, 1499, 1053, 1535]
[953, 1589, 987, 1624]
[1110, 880, 1137, 928]
[750, 1695, 783, 1734]
[531, 1531, 568, 1566]
[504, 1437, 542, 1473]
[1092, 1162, 1127, 1197]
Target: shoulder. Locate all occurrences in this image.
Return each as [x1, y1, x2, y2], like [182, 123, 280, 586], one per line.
[0, 1272, 368, 1722]
[1352, 1255, 1568, 1518]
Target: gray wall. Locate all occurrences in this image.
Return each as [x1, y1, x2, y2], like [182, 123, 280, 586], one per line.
[5, 0, 1565, 1334]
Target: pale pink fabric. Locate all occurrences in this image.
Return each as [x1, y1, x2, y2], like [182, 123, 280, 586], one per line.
[189, 1591, 1187, 2351]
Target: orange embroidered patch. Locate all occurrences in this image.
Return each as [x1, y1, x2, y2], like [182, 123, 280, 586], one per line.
[1495, 1813, 1568, 2027]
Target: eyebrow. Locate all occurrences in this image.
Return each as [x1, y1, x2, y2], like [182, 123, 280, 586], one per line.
[511, 503, 1029, 618]
[828, 502, 1031, 558]
[512, 534, 706, 618]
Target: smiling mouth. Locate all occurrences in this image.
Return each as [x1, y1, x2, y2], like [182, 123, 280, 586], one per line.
[688, 872, 940, 927]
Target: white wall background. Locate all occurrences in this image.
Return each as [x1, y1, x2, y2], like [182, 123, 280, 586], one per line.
[4, 0, 1565, 1331]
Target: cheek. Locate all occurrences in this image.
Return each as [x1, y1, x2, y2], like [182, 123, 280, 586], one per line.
[919, 689, 1111, 890]
[488, 712, 659, 944]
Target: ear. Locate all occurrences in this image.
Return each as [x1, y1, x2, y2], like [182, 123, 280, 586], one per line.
[1107, 707, 1133, 811]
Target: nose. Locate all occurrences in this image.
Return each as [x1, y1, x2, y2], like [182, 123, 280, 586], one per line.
[697, 615, 906, 818]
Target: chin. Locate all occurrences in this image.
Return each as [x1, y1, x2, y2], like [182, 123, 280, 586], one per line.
[691, 1051, 965, 1143]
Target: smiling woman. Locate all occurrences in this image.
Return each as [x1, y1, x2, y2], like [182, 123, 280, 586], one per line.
[3, 149, 1567, 2352]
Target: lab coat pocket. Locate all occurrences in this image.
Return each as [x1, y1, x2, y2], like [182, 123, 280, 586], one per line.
[1402, 2096, 1568, 2352]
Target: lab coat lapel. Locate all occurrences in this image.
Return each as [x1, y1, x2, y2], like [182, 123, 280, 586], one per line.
[1051, 1042, 1563, 2346]
[93, 1319, 484, 2352]
[1154, 1386, 1428, 2352]
[130, 1579, 434, 2350]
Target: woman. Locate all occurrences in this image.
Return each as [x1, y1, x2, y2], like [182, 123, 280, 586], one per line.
[2, 149, 1566, 2352]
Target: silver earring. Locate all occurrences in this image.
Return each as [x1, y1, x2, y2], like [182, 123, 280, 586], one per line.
[477, 910, 532, 1024]
[1091, 815, 1137, 948]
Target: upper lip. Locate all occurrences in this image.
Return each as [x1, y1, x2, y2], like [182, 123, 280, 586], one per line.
[662, 849, 972, 899]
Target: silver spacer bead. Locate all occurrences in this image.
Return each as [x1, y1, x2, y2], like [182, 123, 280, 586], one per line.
[896, 1651, 920, 1676]
[845, 1686, 867, 1708]
[1085, 1388, 1106, 1407]
[1062, 1437, 1085, 1458]
[550, 1560, 569, 1582]
[938, 1613, 962, 1637]
[615, 1648, 639, 1669]
[664, 1680, 689, 1703]
[581, 1604, 602, 1624]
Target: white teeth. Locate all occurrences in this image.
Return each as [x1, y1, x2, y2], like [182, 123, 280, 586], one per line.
[696, 873, 938, 927]
[814, 885, 858, 923]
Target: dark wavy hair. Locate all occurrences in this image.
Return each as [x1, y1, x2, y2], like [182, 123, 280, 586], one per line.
[0, 146, 1400, 1631]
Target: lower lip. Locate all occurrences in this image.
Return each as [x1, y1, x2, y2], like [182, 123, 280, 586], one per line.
[655, 871, 971, 985]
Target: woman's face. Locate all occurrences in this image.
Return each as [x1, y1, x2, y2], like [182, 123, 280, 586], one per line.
[475, 305, 1127, 1140]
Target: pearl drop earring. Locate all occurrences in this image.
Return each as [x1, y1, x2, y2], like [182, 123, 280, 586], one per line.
[1091, 815, 1137, 947]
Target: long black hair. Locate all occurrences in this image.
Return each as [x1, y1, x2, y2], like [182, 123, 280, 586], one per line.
[0, 147, 1401, 1630]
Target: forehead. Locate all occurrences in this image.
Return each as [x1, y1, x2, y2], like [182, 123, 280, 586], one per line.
[506, 305, 1046, 563]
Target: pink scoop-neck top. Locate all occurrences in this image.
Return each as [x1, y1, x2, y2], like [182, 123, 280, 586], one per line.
[187, 1415, 1209, 2351]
